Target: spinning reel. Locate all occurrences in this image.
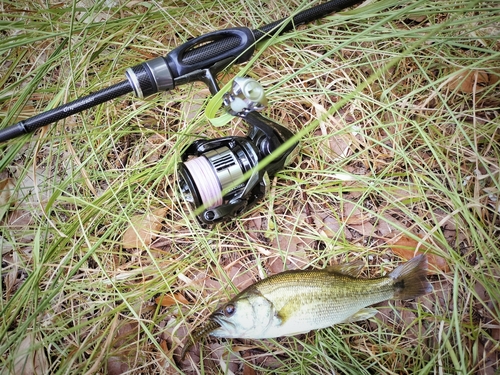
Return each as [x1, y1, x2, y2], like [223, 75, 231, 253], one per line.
[178, 78, 298, 224]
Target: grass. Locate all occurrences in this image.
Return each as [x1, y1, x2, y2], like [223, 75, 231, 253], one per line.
[1, 0, 499, 374]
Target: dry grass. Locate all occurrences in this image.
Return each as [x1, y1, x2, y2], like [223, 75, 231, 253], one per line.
[1, 0, 499, 374]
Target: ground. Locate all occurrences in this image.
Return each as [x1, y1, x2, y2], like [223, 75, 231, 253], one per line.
[0, 0, 499, 374]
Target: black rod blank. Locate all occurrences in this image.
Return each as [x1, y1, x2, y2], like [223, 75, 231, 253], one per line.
[254, 0, 363, 39]
[181, 0, 364, 65]
[0, 80, 132, 142]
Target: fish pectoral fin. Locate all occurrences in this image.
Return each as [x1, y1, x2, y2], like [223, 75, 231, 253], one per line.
[276, 309, 289, 324]
[276, 300, 297, 324]
[340, 308, 378, 323]
[326, 260, 365, 277]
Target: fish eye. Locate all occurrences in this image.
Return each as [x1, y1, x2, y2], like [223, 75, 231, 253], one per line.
[224, 304, 236, 317]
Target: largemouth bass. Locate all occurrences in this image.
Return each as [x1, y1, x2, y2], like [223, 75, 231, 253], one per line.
[181, 255, 432, 358]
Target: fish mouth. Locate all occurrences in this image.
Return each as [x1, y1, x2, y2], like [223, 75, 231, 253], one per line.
[210, 313, 236, 336]
[181, 318, 221, 360]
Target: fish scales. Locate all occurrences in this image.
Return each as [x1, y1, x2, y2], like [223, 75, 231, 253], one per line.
[253, 269, 395, 327]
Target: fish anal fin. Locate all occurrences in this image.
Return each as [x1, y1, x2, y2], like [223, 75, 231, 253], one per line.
[340, 307, 378, 323]
[327, 260, 365, 278]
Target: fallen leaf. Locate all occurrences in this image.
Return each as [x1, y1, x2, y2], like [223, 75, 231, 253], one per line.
[181, 89, 209, 122]
[155, 293, 190, 307]
[179, 270, 222, 296]
[227, 265, 257, 291]
[265, 211, 314, 273]
[349, 221, 376, 237]
[12, 167, 53, 206]
[106, 320, 142, 374]
[447, 69, 490, 93]
[268, 231, 312, 273]
[0, 178, 15, 204]
[113, 321, 139, 349]
[3, 249, 20, 299]
[7, 207, 34, 228]
[156, 339, 180, 374]
[243, 363, 257, 375]
[160, 339, 168, 353]
[13, 333, 49, 375]
[75, 0, 113, 23]
[122, 207, 167, 249]
[0, 236, 14, 256]
[375, 212, 401, 238]
[315, 214, 340, 237]
[107, 356, 129, 375]
[209, 342, 238, 375]
[341, 201, 372, 225]
[405, 14, 427, 23]
[0, 178, 16, 221]
[326, 137, 352, 159]
[389, 234, 450, 274]
[314, 213, 353, 240]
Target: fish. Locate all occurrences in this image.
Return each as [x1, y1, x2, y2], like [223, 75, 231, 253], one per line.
[181, 254, 432, 359]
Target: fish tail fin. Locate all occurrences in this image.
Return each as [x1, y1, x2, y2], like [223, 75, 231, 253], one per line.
[389, 254, 433, 300]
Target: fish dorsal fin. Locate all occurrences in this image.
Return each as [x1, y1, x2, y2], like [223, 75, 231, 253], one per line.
[326, 260, 365, 278]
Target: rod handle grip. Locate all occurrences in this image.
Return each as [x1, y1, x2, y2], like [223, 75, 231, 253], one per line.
[166, 27, 255, 78]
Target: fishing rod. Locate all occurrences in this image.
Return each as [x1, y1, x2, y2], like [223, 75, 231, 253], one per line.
[1, 0, 364, 222]
[0, 0, 362, 142]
